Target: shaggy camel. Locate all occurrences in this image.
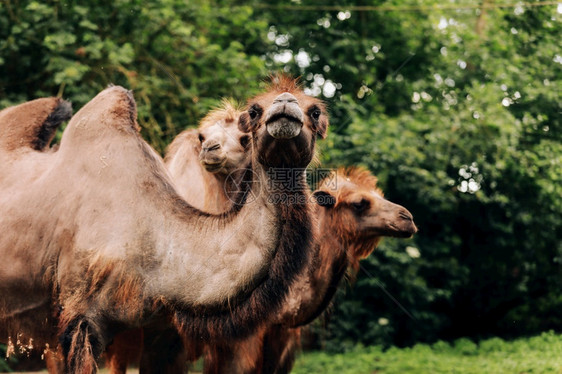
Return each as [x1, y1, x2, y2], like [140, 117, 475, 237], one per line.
[204, 167, 418, 374]
[0, 79, 328, 373]
[105, 101, 249, 373]
[103, 77, 330, 373]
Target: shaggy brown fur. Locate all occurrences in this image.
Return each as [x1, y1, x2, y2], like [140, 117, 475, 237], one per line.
[0, 80, 326, 373]
[205, 167, 417, 374]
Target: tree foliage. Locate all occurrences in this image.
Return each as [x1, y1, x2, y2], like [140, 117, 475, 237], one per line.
[1, 0, 560, 351]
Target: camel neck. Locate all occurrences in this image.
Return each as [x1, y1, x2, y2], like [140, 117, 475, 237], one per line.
[277, 208, 350, 327]
[171, 160, 314, 341]
[145, 156, 312, 314]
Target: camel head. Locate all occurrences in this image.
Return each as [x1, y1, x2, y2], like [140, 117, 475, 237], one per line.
[239, 74, 328, 168]
[197, 100, 250, 174]
[313, 167, 417, 263]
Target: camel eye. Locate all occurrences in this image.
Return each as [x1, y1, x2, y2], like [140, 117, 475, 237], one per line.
[311, 109, 321, 121]
[198, 133, 205, 143]
[351, 199, 370, 213]
[248, 105, 262, 120]
[240, 135, 250, 149]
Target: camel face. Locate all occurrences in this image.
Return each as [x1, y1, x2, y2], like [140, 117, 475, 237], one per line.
[350, 188, 417, 238]
[198, 117, 250, 174]
[239, 76, 328, 168]
[315, 168, 417, 242]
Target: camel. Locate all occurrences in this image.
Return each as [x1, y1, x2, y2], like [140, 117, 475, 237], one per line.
[104, 100, 249, 373]
[107, 163, 416, 374]
[164, 100, 249, 213]
[204, 167, 418, 374]
[0, 76, 328, 373]
[0, 97, 72, 372]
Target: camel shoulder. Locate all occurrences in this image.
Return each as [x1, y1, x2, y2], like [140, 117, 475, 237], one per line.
[0, 97, 72, 151]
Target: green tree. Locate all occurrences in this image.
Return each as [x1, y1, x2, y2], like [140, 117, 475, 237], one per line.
[0, 0, 269, 152]
[263, 1, 561, 348]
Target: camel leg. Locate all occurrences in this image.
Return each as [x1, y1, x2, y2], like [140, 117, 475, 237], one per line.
[45, 345, 65, 374]
[139, 325, 187, 374]
[261, 326, 300, 374]
[203, 344, 236, 374]
[105, 328, 143, 374]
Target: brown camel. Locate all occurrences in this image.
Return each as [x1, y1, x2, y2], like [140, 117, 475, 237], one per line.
[103, 76, 330, 374]
[0, 77, 328, 373]
[104, 100, 248, 373]
[204, 167, 417, 374]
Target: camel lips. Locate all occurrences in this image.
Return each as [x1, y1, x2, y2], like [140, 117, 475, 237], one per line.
[266, 116, 303, 139]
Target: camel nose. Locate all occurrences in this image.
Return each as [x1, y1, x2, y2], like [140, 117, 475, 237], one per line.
[399, 209, 418, 235]
[273, 92, 298, 104]
[202, 140, 221, 152]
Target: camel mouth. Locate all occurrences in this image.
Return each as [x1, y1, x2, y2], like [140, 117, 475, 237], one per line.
[386, 222, 418, 238]
[200, 158, 227, 173]
[266, 115, 303, 139]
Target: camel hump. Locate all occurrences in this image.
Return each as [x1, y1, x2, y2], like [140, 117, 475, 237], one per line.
[64, 85, 139, 142]
[0, 97, 72, 151]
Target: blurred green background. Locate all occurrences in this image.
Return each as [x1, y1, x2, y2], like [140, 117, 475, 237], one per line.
[1, 0, 560, 360]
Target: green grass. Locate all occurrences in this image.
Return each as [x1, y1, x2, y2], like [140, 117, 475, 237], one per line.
[293, 331, 562, 374]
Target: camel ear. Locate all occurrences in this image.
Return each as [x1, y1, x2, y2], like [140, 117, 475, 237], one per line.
[313, 190, 335, 208]
[238, 112, 252, 133]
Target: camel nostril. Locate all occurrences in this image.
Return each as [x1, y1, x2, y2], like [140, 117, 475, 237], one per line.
[203, 143, 221, 152]
[399, 210, 413, 221]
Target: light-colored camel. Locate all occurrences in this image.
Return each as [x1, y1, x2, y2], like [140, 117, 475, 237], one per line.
[0, 78, 328, 373]
[104, 100, 249, 373]
[204, 167, 418, 374]
[164, 100, 249, 213]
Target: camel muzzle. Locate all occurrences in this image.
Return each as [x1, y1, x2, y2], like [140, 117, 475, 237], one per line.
[265, 92, 304, 139]
[266, 118, 303, 139]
